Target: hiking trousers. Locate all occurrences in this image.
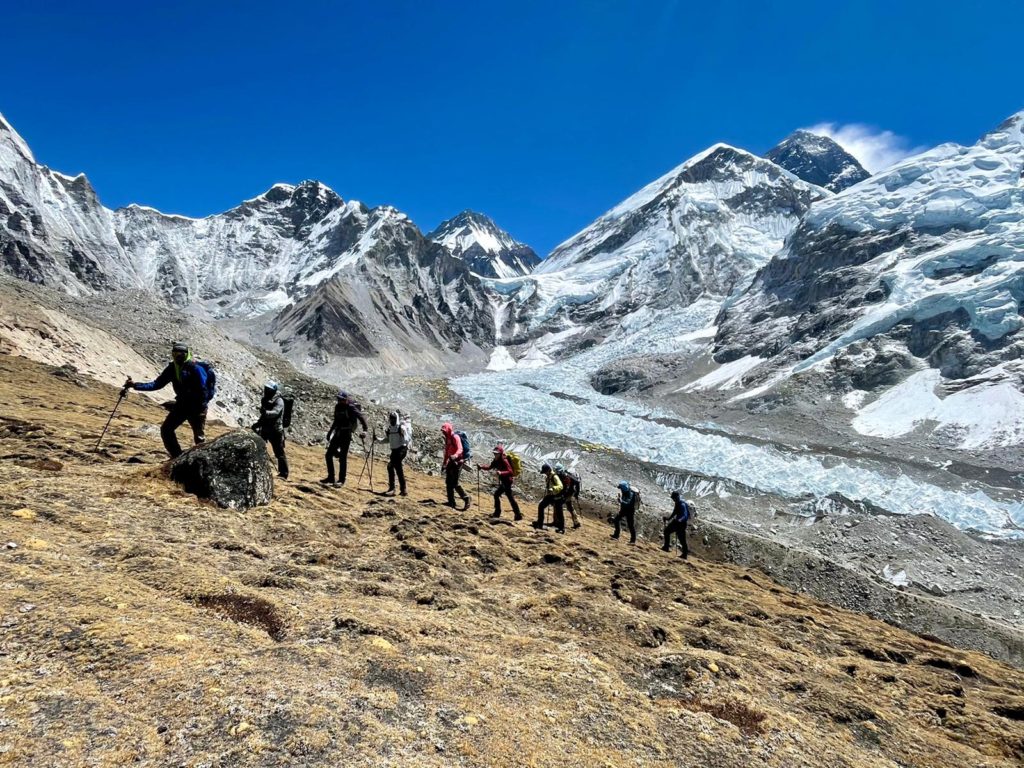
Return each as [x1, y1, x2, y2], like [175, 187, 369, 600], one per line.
[161, 404, 207, 459]
[664, 519, 688, 557]
[493, 475, 521, 518]
[446, 461, 467, 505]
[537, 494, 565, 532]
[563, 494, 580, 526]
[387, 446, 407, 493]
[612, 508, 636, 543]
[264, 429, 289, 479]
[325, 431, 353, 483]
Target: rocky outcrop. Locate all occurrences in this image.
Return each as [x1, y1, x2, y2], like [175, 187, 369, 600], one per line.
[169, 430, 273, 509]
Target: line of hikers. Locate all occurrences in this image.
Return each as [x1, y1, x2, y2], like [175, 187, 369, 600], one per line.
[124, 341, 692, 558]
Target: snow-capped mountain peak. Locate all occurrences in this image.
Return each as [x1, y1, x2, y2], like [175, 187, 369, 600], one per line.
[427, 210, 539, 278]
[765, 130, 870, 192]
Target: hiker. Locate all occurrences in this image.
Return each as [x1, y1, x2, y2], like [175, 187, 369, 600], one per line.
[478, 444, 521, 520]
[323, 390, 367, 486]
[123, 342, 211, 458]
[533, 464, 565, 533]
[662, 490, 691, 559]
[441, 422, 471, 509]
[554, 462, 582, 529]
[611, 481, 639, 544]
[253, 380, 289, 479]
[376, 410, 411, 496]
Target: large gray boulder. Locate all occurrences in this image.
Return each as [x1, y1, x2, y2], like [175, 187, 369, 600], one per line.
[169, 430, 273, 510]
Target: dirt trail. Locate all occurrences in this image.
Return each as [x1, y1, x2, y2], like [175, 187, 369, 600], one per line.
[2, 353, 1023, 767]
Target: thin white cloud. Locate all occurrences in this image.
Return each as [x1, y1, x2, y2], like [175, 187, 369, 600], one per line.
[805, 122, 927, 173]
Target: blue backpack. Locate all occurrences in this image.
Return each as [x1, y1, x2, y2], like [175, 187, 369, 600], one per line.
[456, 430, 472, 462]
[194, 360, 217, 402]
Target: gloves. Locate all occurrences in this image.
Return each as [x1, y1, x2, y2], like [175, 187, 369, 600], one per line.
[123, 377, 134, 389]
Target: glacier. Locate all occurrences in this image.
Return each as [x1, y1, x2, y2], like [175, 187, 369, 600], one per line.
[452, 304, 1024, 538]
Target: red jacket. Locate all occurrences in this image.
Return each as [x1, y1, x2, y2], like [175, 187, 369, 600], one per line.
[441, 422, 462, 467]
[480, 449, 513, 480]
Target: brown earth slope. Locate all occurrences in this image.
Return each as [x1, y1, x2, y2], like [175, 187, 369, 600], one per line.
[1, 353, 1023, 767]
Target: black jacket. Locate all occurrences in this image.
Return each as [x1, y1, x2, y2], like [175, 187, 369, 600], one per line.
[329, 400, 367, 436]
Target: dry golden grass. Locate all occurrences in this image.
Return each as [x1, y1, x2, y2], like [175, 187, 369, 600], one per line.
[1, 353, 1023, 767]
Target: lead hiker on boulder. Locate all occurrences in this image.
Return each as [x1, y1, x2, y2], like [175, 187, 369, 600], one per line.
[478, 444, 521, 520]
[253, 380, 289, 480]
[124, 342, 213, 459]
[441, 422, 471, 509]
[376, 410, 411, 496]
[323, 390, 367, 486]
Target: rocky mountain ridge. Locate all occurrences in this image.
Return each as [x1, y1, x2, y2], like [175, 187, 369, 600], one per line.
[0, 114, 492, 374]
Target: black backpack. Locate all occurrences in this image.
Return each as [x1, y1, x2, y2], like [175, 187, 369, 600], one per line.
[282, 395, 295, 429]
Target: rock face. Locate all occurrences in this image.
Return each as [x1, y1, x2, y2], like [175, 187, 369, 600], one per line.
[427, 210, 539, 278]
[765, 130, 871, 192]
[169, 430, 273, 510]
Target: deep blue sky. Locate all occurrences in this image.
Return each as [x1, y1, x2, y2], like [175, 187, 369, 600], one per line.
[4, 1, 1022, 255]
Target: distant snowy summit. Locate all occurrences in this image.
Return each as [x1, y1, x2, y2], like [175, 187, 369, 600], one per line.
[427, 210, 539, 279]
[765, 130, 870, 192]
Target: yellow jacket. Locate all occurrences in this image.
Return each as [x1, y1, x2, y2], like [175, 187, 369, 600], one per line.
[545, 473, 563, 496]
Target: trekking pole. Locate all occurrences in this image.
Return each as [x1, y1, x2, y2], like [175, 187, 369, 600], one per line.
[476, 467, 481, 507]
[356, 433, 371, 488]
[95, 388, 128, 451]
[368, 428, 376, 493]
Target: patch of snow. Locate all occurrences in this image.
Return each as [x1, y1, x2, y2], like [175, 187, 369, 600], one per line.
[852, 367, 1024, 449]
[678, 356, 764, 393]
[882, 565, 909, 587]
[842, 390, 868, 410]
[486, 346, 517, 371]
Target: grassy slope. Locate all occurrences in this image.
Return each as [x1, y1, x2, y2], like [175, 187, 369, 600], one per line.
[1, 353, 1023, 768]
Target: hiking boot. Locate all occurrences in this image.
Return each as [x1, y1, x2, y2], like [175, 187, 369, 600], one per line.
[556, 528, 565, 534]
[399, 490, 408, 497]
[383, 489, 396, 497]
[610, 534, 619, 540]
[491, 510, 502, 518]
[661, 545, 671, 552]
[513, 513, 523, 521]
[443, 501, 458, 508]
[531, 521, 543, 530]
[461, 495, 472, 509]
[572, 522, 581, 529]
[320, 477, 335, 486]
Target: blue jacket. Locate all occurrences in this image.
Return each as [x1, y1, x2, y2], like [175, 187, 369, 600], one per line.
[134, 358, 208, 410]
[669, 499, 691, 524]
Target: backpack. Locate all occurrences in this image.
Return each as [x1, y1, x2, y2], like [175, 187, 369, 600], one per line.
[400, 420, 413, 447]
[506, 451, 523, 478]
[456, 430, 472, 462]
[282, 395, 295, 429]
[194, 360, 217, 402]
